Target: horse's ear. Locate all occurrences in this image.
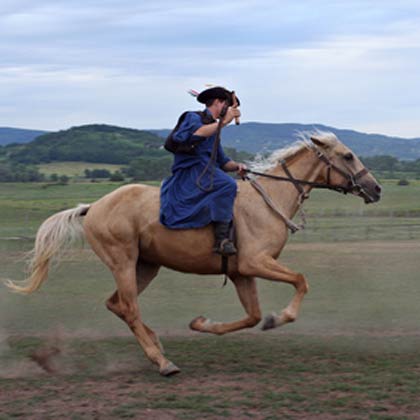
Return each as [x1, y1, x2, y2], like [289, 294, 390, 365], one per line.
[310, 136, 324, 147]
[310, 135, 336, 149]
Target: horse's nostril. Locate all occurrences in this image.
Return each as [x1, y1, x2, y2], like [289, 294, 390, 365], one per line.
[375, 185, 382, 194]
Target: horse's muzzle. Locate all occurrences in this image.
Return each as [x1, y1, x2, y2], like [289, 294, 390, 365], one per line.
[355, 182, 381, 204]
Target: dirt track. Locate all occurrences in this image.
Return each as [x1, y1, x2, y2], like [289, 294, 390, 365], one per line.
[2, 333, 420, 419]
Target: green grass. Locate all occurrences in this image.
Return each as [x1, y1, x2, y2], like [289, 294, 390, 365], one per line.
[0, 181, 160, 237]
[1, 240, 419, 335]
[1, 180, 419, 241]
[304, 182, 420, 216]
[38, 161, 127, 177]
[0, 182, 119, 237]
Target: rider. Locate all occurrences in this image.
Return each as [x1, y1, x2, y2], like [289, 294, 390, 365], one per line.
[160, 86, 246, 256]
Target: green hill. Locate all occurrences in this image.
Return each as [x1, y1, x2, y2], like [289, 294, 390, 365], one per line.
[9, 124, 165, 164]
[0, 124, 252, 182]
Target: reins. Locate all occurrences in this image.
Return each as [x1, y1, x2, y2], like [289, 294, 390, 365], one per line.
[245, 176, 303, 233]
[196, 92, 240, 192]
[196, 107, 227, 192]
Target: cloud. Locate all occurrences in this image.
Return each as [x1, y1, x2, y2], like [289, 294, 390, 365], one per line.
[0, 0, 420, 136]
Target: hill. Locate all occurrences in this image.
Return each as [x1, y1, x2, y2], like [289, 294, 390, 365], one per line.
[151, 122, 420, 160]
[8, 124, 165, 164]
[0, 127, 47, 146]
[5, 122, 420, 164]
[2, 123, 420, 181]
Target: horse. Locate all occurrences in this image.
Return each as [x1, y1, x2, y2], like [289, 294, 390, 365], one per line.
[5, 132, 381, 376]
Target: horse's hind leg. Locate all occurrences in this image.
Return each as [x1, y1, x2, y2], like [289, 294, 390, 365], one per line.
[106, 260, 164, 353]
[136, 260, 165, 353]
[84, 216, 177, 376]
[107, 256, 178, 376]
[189, 275, 262, 335]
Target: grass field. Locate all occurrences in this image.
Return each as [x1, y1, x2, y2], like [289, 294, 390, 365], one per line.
[1, 181, 420, 418]
[1, 181, 419, 241]
[38, 162, 126, 177]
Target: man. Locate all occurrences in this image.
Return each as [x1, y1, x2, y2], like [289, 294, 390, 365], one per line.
[160, 86, 246, 256]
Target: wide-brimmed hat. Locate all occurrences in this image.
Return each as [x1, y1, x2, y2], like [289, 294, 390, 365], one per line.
[196, 86, 240, 106]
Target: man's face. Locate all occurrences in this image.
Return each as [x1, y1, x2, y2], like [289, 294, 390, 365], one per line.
[213, 99, 227, 118]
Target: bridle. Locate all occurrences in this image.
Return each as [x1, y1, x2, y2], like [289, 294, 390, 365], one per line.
[243, 147, 373, 232]
[246, 148, 370, 196]
[314, 150, 371, 197]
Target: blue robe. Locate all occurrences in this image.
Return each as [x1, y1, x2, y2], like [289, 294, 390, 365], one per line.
[160, 110, 237, 229]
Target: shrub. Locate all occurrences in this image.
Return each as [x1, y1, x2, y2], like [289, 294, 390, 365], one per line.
[110, 171, 125, 182]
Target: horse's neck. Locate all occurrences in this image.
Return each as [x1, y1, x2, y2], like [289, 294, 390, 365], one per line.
[259, 147, 324, 219]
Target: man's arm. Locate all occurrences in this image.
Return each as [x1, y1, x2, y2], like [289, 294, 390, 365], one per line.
[193, 107, 241, 137]
[223, 160, 248, 178]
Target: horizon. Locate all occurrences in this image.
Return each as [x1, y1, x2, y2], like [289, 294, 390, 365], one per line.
[1, 1, 420, 138]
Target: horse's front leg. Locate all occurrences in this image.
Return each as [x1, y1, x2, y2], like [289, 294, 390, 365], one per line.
[239, 254, 309, 330]
[189, 275, 262, 335]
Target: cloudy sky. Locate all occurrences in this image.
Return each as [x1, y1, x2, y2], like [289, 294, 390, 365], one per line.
[1, 0, 419, 137]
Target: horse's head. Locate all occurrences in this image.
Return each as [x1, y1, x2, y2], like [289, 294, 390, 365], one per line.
[310, 133, 381, 204]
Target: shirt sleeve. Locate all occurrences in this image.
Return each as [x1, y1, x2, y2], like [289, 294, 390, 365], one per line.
[173, 112, 204, 143]
[217, 143, 232, 169]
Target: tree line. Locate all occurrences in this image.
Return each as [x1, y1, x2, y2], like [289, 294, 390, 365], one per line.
[1, 153, 420, 182]
[361, 155, 420, 175]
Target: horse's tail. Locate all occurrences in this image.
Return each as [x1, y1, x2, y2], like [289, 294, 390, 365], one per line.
[5, 204, 90, 294]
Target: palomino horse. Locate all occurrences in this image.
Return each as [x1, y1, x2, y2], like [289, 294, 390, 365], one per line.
[6, 132, 381, 376]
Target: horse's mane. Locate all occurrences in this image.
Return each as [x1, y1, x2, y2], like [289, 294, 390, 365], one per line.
[249, 130, 337, 173]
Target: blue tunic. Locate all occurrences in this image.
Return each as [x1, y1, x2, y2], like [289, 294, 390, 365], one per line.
[160, 110, 237, 229]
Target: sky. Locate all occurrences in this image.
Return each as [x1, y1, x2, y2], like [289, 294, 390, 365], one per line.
[1, 0, 420, 137]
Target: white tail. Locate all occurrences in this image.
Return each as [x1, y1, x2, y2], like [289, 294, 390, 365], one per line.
[4, 204, 90, 294]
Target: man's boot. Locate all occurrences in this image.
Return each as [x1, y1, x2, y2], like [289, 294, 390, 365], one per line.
[213, 221, 237, 256]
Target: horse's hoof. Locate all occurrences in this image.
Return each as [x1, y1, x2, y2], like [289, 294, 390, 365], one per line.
[189, 315, 206, 331]
[160, 362, 180, 377]
[261, 314, 276, 331]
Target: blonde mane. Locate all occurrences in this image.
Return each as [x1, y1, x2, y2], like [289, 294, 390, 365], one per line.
[248, 130, 337, 173]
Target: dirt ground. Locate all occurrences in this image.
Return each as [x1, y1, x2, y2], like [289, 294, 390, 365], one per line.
[2, 333, 420, 419]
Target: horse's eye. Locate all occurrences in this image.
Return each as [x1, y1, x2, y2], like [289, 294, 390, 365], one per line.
[343, 153, 353, 161]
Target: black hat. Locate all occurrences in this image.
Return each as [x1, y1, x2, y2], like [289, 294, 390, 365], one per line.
[197, 87, 240, 106]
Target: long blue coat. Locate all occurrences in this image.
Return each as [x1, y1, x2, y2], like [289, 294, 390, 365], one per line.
[160, 110, 237, 229]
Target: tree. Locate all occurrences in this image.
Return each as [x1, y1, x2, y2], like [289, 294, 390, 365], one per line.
[59, 175, 69, 185]
[85, 168, 112, 179]
[361, 155, 399, 172]
[0, 163, 44, 182]
[125, 156, 172, 181]
[110, 171, 125, 182]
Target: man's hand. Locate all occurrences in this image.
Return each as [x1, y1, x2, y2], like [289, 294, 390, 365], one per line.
[222, 107, 241, 126]
[222, 161, 248, 177]
[237, 163, 248, 179]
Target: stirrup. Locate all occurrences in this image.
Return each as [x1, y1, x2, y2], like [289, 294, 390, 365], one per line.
[213, 239, 237, 256]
